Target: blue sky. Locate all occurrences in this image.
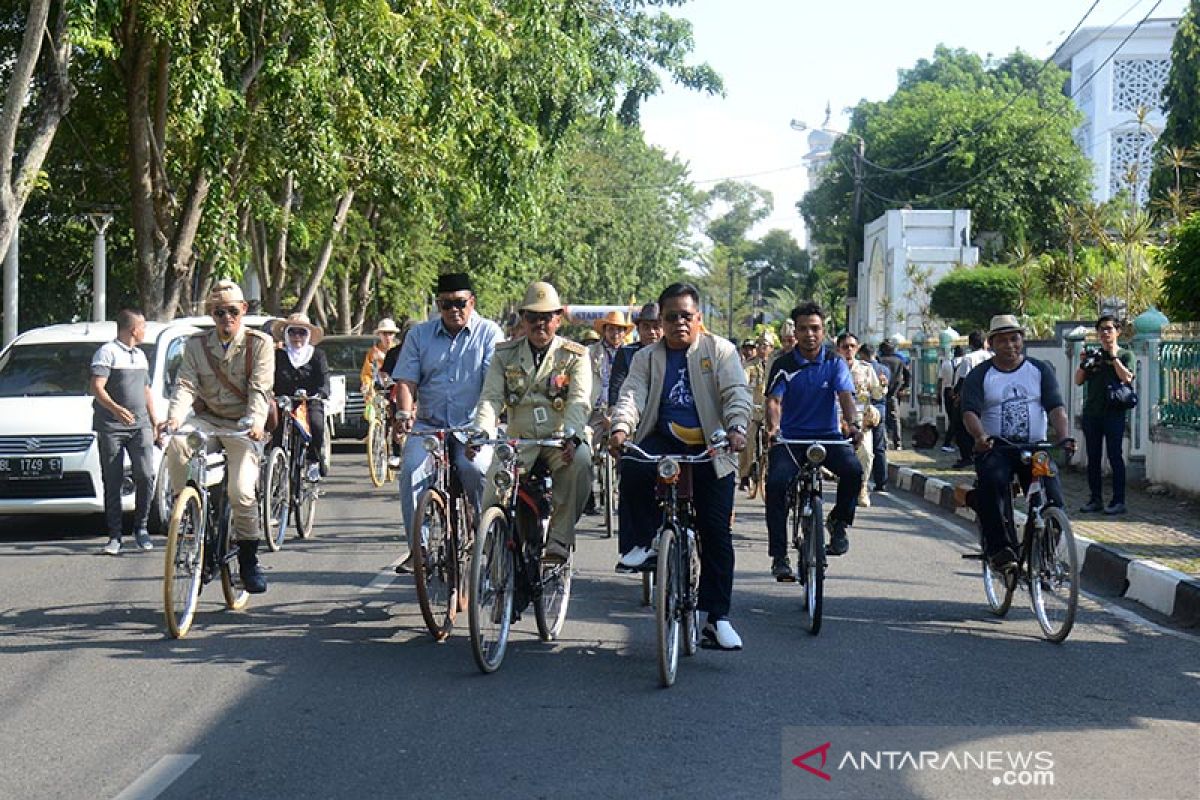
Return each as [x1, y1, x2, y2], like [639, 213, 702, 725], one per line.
[639, 0, 1190, 246]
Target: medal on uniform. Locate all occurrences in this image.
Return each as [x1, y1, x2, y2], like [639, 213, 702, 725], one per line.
[552, 397, 564, 411]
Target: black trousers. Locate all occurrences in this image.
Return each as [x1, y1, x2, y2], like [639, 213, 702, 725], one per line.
[1081, 413, 1126, 505]
[973, 448, 1064, 557]
[765, 441, 862, 558]
[941, 389, 957, 446]
[272, 401, 326, 466]
[97, 425, 155, 538]
[619, 432, 735, 620]
[871, 408, 888, 489]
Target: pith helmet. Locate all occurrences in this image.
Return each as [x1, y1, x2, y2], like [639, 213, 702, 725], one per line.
[519, 281, 563, 313]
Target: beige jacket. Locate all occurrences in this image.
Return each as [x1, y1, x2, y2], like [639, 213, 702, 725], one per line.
[611, 333, 752, 478]
[168, 328, 275, 429]
[474, 335, 593, 441]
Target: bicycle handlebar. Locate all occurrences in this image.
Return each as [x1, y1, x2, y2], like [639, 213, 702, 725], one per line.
[620, 441, 728, 463]
[774, 437, 852, 446]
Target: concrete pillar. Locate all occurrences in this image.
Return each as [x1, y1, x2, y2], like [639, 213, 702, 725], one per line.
[89, 214, 112, 322]
[3, 223, 16, 347]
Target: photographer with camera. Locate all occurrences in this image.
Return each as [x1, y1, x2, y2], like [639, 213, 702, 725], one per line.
[1074, 315, 1135, 515]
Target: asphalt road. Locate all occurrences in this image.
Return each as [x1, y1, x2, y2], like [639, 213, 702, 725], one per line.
[1, 449, 1198, 800]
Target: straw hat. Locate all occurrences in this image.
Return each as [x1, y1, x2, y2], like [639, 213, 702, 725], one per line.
[592, 309, 634, 334]
[986, 314, 1024, 342]
[375, 317, 401, 334]
[272, 312, 324, 345]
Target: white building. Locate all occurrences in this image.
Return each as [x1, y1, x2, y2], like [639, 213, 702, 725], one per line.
[1053, 18, 1178, 205]
[853, 210, 979, 342]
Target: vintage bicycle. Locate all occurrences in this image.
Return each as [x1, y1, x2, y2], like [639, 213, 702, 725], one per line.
[621, 431, 728, 688]
[365, 382, 396, 488]
[964, 438, 1079, 643]
[409, 426, 478, 641]
[467, 433, 575, 674]
[261, 392, 326, 550]
[161, 421, 261, 639]
[774, 436, 854, 636]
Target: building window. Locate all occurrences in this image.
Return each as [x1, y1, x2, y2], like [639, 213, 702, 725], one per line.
[1109, 130, 1155, 204]
[1074, 60, 1094, 106]
[1073, 123, 1092, 158]
[1111, 58, 1170, 113]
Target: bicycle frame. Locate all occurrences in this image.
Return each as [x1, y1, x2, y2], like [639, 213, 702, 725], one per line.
[416, 427, 477, 549]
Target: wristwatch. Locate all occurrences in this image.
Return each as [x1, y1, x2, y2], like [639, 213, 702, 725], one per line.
[728, 424, 747, 436]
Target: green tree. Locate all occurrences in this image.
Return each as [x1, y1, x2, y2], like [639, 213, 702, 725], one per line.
[1151, 0, 1200, 208]
[800, 46, 1090, 270]
[1160, 211, 1200, 320]
[930, 265, 1022, 332]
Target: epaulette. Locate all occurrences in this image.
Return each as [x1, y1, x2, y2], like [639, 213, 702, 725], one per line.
[496, 337, 524, 351]
[560, 340, 588, 356]
[246, 328, 273, 345]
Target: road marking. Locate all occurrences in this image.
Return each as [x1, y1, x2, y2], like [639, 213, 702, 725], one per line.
[881, 492, 1200, 645]
[113, 754, 199, 800]
[361, 554, 405, 593]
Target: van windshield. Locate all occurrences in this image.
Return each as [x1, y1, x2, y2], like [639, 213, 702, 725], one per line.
[0, 343, 157, 397]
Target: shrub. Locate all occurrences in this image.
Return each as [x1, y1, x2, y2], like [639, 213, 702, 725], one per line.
[1160, 212, 1200, 321]
[930, 266, 1023, 331]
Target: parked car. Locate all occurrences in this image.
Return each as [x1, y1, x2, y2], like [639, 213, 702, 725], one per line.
[0, 320, 200, 528]
[317, 335, 374, 439]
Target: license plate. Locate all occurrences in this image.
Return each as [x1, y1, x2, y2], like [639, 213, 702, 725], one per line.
[0, 456, 64, 480]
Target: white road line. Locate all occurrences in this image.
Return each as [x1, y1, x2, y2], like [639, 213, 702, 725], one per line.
[113, 754, 199, 800]
[881, 492, 1200, 645]
[360, 554, 405, 593]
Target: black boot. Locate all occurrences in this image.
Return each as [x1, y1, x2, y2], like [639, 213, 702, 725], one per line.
[237, 540, 268, 594]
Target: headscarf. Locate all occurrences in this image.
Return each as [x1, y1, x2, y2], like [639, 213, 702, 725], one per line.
[285, 329, 314, 369]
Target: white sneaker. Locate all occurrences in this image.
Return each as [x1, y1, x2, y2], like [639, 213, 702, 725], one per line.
[618, 546, 656, 569]
[306, 463, 321, 482]
[703, 619, 743, 650]
[102, 538, 121, 556]
[857, 491, 871, 508]
[387, 456, 402, 468]
[940, 445, 956, 453]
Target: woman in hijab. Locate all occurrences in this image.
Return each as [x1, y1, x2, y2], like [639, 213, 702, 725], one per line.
[271, 313, 331, 478]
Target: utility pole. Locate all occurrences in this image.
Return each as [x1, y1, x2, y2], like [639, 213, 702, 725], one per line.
[3, 222, 16, 347]
[847, 134, 865, 301]
[727, 259, 735, 340]
[89, 214, 112, 322]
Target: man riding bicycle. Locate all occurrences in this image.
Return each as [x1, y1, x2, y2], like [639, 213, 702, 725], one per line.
[472, 281, 592, 565]
[609, 282, 751, 651]
[163, 280, 275, 593]
[737, 332, 772, 491]
[270, 313, 330, 480]
[393, 273, 503, 572]
[763, 302, 863, 580]
[960, 314, 1075, 572]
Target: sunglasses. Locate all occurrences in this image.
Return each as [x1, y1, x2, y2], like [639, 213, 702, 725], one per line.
[438, 298, 470, 311]
[523, 311, 558, 324]
[663, 311, 695, 323]
[286, 327, 309, 338]
[213, 306, 242, 319]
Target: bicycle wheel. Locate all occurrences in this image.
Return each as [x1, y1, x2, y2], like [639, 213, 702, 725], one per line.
[535, 549, 573, 641]
[261, 447, 290, 552]
[800, 495, 824, 636]
[681, 530, 701, 657]
[469, 507, 514, 674]
[412, 489, 457, 640]
[366, 418, 388, 488]
[641, 570, 654, 607]
[602, 452, 615, 539]
[163, 486, 204, 639]
[655, 526, 680, 688]
[1030, 507, 1079, 642]
[219, 503, 249, 611]
[294, 455, 318, 540]
[981, 531, 1016, 617]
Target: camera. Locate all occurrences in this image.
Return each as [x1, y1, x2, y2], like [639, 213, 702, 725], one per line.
[1080, 346, 1110, 373]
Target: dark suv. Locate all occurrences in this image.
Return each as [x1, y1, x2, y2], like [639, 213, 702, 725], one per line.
[317, 335, 374, 439]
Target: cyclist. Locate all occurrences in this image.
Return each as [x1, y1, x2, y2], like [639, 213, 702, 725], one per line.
[961, 314, 1075, 572]
[609, 282, 751, 651]
[738, 333, 772, 491]
[588, 309, 632, 429]
[774, 319, 797, 364]
[361, 318, 399, 394]
[607, 302, 663, 407]
[392, 273, 502, 572]
[763, 302, 862, 581]
[835, 332, 883, 508]
[163, 280, 275, 593]
[858, 343, 891, 494]
[472, 281, 593, 565]
[270, 313, 331, 480]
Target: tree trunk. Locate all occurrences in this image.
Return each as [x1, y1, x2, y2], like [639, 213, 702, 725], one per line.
[352, 258, 377, 335]
[0, 0, 75, 265]
[296, 188, 355, 315]
[266, 172, 294, 314]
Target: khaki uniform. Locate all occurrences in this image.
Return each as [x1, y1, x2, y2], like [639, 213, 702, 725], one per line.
[845, 358, 884, 502]
[474, 335, 593, 549]
[166, 327, 275, 541]
[738, 356, 768, 480]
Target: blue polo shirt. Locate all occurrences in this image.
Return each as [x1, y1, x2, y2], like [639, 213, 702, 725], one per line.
[768, 346, 853, 439]
[392, 312, 503, 428]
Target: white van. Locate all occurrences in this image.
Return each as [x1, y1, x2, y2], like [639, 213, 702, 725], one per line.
[0, 321, 200, 526]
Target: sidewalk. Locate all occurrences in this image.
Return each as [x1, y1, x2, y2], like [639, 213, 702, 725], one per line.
[881, 442, 1200, 626]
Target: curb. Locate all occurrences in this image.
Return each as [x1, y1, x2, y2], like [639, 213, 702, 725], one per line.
[887, 463, 1200, 628]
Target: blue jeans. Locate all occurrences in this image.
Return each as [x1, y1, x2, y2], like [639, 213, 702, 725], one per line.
[398, 430, 490, 545]
[1081, 413, 1126, 505]
[765, 441, 862, 558]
